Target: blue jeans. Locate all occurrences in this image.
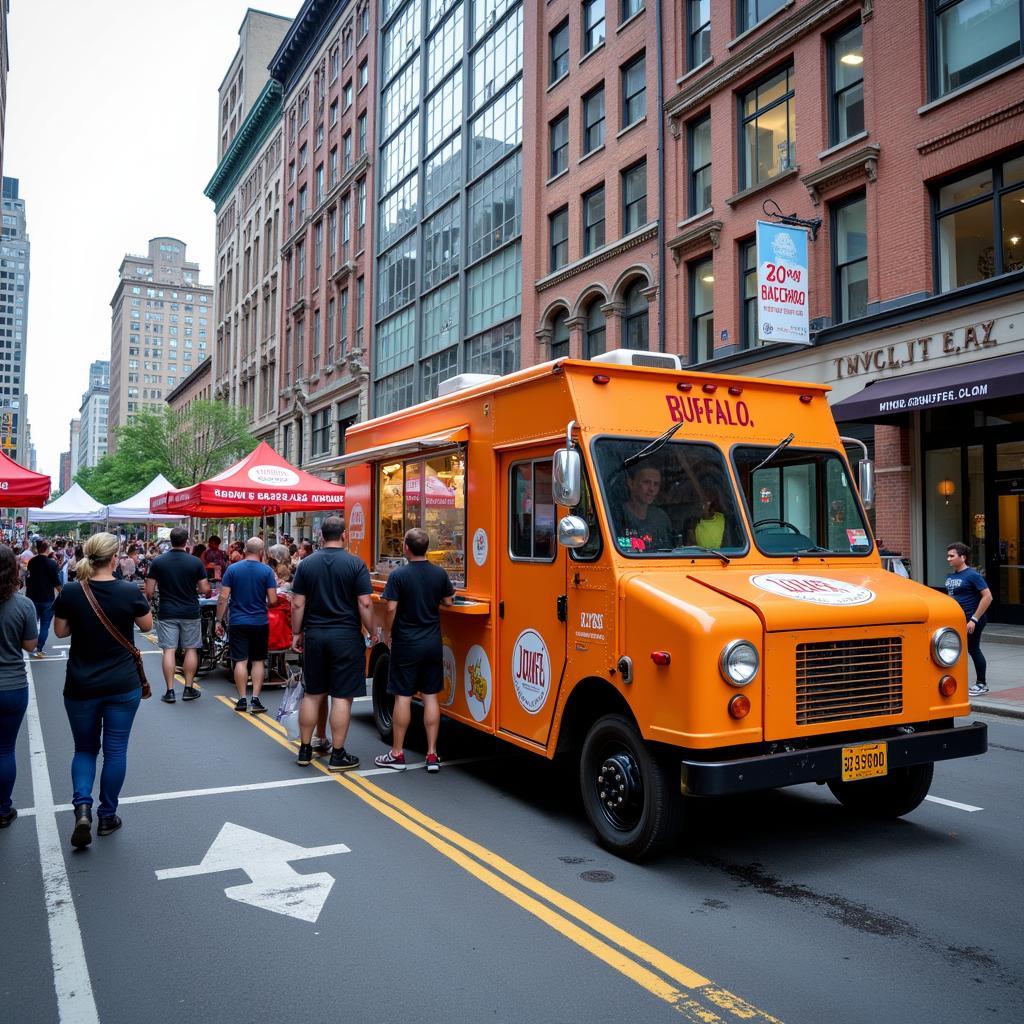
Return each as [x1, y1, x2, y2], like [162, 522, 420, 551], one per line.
[33, 599, 55, 651]
[64, 689, 140, 817]
[0, 687, 28, 815]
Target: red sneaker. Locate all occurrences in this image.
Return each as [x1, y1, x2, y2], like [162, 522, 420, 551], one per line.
[425, 752, 441, 773]
[374, 750, 406, 770]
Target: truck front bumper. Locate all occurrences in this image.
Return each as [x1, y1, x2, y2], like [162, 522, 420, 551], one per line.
[679, 721, 988, 797]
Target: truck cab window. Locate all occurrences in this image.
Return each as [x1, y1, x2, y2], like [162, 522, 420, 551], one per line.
[569, 465, 602, 561]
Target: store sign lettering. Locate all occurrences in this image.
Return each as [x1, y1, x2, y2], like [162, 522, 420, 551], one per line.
[665, 395, 753, 428]
[833, 320, 996, 380]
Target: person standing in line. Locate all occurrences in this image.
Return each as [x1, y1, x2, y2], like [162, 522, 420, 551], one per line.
[945, 542, 993, 697]
[202, 535, 228, 581]
[216, 538, 277, 714]
[291, 516, 373, 771]
[375, 528, 454, 773]
[145, 526, 210, 704]
[52, 533, 153, 847]
[0, 547, 40, 828]
[26, 539, 61, 659]
[17, 539, 33, 584]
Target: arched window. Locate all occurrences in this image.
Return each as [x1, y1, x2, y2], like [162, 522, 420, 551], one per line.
[584, 299, 606, 357]
[551, 310, 570, 359]
[622, 280, 649, 350]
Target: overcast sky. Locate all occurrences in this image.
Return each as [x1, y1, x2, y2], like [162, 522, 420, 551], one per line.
[6, 0, 299, 486]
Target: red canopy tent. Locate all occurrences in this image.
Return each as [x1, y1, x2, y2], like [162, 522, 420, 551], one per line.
[149, 442, 344, 518]
[0, 448, 52, 506]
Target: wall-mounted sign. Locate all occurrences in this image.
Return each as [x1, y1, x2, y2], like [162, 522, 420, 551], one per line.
[756, 221, 810, 346]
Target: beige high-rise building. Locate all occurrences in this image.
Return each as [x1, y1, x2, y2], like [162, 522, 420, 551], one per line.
[108, 237, 212, 452]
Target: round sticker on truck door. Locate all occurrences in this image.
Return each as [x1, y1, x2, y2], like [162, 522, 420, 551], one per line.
[512, 629, 552, 714]
[750, 573, 875, 606]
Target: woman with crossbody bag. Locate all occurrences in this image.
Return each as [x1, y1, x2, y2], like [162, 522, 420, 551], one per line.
[53, 533, 153, 849]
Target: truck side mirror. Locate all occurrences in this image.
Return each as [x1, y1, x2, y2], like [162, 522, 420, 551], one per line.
[858, 459, 875, 510]
[558, 515, 590, 548]
[552, 448, 581, 507]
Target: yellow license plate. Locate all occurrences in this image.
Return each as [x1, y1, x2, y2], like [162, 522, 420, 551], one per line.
[841, 742, 888, 782]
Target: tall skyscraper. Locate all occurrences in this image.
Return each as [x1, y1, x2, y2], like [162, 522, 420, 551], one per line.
[107, 238, 212, 452]
[78, 369, 109, 473]
[1, 176, 28, 462]
[0, 0, 10, 183]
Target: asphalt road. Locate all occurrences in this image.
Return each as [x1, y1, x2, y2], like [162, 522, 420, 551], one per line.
[2, 628, 1021, 1024]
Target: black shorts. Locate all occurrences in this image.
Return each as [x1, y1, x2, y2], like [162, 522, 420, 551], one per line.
[303, 631, 366, 699]
[387, 647, 444, 698]
[229, 623, 269, 664]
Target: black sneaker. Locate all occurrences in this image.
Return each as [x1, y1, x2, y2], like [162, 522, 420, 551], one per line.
[71, 805, 92, 849]
[97, 815, 122, 837]
[181, 686, 200, 701]
[311, 736, 332, 756]
[0, 808, 16, 828]
[249, 696, 268, 715]
[234, 697, 247, 712]
[328, 749, 360, 772]
[296, 743, 313, 766]
[161, 689, 176, 703]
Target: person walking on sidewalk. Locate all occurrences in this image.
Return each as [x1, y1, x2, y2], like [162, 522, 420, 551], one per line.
[26, 539, 61, 658]
[291, 515, 373, 771]
[0, 546, 40, 829]
[216, 538, 277, 715]
[145, 527, 210, 704]
[52, 533, 153, 848]
[945, 542, 993, 697]
[375, 528, 454, 773]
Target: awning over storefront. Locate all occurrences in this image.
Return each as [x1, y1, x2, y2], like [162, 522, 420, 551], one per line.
[831, 351, 1024, 422]
[307, 426, 469, 473]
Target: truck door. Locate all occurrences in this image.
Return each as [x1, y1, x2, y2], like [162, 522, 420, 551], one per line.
[497, 450, 567, 745]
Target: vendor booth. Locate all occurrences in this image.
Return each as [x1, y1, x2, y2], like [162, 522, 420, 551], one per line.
[27, 482, 106, 523]
[106, 474, 185, 522]
[0, 449, 52, 507]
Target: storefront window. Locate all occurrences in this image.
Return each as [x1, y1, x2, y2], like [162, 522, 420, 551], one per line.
[376, 450, 466, 586]
[924, 447, 963, 586]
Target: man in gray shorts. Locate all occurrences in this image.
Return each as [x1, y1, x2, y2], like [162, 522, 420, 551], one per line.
[145, 527, 211, 703]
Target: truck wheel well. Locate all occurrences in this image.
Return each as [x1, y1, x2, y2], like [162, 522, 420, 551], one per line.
[555, 678, 636, 756]
[368, 642, 389, 678]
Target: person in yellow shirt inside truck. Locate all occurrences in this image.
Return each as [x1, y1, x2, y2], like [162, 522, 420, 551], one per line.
[617, 463, 673, 553]
[692, 491, 727, 548]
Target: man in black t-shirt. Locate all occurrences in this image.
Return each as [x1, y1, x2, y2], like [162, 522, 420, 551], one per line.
[375, 528, 454, 773]
[145, 527, 211, 703]
[291, 515, 374, 771]
[26, 539, 61, 658]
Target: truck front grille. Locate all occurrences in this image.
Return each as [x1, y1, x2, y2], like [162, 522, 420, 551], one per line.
[795, 637, 902, 725]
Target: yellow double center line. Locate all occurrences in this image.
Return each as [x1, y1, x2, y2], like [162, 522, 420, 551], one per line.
[220, 696, 782, 1023]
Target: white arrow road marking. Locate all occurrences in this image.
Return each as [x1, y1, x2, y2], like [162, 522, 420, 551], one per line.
[925, 795, 983, 812]
[155, 822, 350, 922]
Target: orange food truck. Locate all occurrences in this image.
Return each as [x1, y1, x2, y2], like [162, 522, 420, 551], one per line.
[336, 350, 986, 860]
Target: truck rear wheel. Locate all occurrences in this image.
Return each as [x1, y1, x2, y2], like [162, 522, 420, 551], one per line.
[371, 654, 394, 743]
[827, 762, 934, 818]
[579, 714, 682, 861]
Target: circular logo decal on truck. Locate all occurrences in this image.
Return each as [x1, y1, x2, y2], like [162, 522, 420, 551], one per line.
[440, 640, 457, 707]
[512, 629, 551, 714]
[464, 645, 492, 722]
[749, 573, 875, 607]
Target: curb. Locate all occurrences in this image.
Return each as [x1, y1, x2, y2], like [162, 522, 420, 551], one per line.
[970, 699, 1024, 721]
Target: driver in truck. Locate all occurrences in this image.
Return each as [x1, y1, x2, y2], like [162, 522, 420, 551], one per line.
[618, 464, 673, 553]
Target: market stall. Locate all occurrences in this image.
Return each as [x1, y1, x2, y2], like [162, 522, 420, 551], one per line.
[0, 449, 51, 508]
[106, 473, 185, 522]
[27, 482, 106, 523]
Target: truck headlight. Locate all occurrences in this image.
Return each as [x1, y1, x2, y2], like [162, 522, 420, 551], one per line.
[931, 627, 962, 667]
[719, 640, 759, 686]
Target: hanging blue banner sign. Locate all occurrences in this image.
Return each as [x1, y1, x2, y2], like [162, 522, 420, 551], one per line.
[756, 221, 810, 346]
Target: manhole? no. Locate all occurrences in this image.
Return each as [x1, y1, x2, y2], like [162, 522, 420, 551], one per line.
[580, 869, 616, 883]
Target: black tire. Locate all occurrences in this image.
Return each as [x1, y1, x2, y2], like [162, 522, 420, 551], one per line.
[827, 762, 934, 819]
[371, 653, 394, 743]
[579, 713, 683, 861]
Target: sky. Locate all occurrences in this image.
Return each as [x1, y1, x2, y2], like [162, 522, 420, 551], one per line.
[5, 0, 300, 486]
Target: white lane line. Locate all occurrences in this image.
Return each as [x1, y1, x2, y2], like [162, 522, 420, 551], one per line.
[24, 661, 100, 1024]
[925, 795, 983, 812]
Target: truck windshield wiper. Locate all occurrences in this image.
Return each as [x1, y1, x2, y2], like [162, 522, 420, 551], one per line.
[690, 546, 731, 564]
[751, 432, 795, 474]
[623, 422, 684, 469]
[794, 545, 832, 554]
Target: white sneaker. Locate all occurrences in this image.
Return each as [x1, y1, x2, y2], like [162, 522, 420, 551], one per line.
[968, 683, 989, 697]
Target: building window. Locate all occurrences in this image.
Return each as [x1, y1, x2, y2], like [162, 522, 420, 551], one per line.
[583, 186, 606, 254]
[931, 0, 1022, 97]
[935, 153, 1024, 291]
[359, 59, 368, 89]
[584, 298, 606, 357]
[551, 310, 570, 359]
[688, 0, 710, 67]
[740, 0, 787, 33]
[833, 192, 868, 322]
[550, 207, 569, 270]
[550, 19, 570, 83]
[583, 85, 606, 154]
[622, 161, 647, 233]
[829, 22, 864, 145]
[621, 53, 646, 128]
[740, 239, 758, 349]
[623, 280, 649, 350]
[689, 114, 711, 215]
[312, 408, 331, 457]
[358, 112, 367, 155]
[550, 112, 569, 178]
[622, 0, 644, 21]
[739, 64, 795, 190]
[690, 258, 713, 362]
[583, 0, 606, 54]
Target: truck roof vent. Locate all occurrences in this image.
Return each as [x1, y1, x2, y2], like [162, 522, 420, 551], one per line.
[590, 348, 682, 371]
[437, 372, 501, 397]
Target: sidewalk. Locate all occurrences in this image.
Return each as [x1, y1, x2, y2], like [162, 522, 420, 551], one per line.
[967, 624, 1024, 720]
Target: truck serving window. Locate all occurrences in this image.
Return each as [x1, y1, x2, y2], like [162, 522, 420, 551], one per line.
[376, 450, 466, 585]
[732, 445, 873, 557]
[592, 438, 747, 557]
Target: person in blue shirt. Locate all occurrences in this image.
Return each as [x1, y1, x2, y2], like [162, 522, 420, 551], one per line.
[944, 542, 993, 697]
[215, 538, 278, 714]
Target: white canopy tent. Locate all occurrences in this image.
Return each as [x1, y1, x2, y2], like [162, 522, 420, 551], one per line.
[106, 474, 185, 522]
[27, 482, 106, 523]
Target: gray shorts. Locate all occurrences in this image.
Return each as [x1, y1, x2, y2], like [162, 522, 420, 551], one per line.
[157, 618, 203, 650]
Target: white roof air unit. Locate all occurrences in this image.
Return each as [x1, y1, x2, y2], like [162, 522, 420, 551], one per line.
[437, 373, 501, 397]
[590, 349, 682, 371]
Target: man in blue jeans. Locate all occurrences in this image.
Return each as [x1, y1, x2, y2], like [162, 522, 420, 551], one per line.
[26, 539, 61, 658]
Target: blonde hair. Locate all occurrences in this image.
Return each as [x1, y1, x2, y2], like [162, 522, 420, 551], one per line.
[76, 532, 119, 582]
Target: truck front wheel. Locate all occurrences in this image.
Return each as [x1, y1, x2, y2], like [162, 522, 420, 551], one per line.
[827, 762, 934, 818]
[579, 714, 682, 861]
[371, 654, 394, 743]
